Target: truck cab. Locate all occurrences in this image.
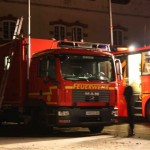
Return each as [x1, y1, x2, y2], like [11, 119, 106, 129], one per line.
[27, 41, 122, 132]
[0, 39, 122, 133]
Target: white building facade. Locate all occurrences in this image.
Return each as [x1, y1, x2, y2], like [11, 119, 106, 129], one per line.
[0, 0, 150, 47]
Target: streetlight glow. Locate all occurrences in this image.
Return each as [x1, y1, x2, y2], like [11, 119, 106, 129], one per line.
[128, 45, 135, 51]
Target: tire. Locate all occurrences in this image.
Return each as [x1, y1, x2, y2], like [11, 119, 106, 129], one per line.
[28, 106, 49, 132]
[88, 126, 104, 133]
[34, 107, 48, 127]
[146, 101, 150, 122]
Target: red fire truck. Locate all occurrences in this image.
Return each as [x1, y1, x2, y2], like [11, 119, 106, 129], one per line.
[0, 38, 122, 132]
[113, 46, 150, 122]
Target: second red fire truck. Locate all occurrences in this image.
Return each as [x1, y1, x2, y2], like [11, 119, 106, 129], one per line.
[113, 46, 150, 122]
[0, 38, 122, 132]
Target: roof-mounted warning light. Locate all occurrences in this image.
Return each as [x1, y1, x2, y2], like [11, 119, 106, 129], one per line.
[58, 41, 110, 52]
[116, 47, 128, 51]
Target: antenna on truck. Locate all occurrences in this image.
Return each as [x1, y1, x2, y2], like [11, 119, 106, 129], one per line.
[0, 16, 23, 109]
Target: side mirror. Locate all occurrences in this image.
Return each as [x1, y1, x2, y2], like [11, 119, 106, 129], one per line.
[115, 59, 123, 80]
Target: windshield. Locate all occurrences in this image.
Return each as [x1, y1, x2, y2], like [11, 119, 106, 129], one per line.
[60, 54, 115, 82]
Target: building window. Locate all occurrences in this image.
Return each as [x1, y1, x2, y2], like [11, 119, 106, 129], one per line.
[3, 21, 15, 40]
[113, 30, 123, 46]
[72, 26, 83, 41]
[54, 25, 66, 40]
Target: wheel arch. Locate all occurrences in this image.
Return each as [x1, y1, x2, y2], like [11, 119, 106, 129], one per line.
[24, 98, 47, 114]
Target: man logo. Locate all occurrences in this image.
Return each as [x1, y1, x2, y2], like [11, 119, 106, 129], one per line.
[85, 91, 99, 96]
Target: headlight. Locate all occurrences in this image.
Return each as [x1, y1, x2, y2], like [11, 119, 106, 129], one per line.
[58, 110, 70, 116]
[112, 108, 118, 117]
[112, 110, 118, 117]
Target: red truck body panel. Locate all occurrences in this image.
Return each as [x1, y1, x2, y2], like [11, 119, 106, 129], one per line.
[0, 38, 54, 107]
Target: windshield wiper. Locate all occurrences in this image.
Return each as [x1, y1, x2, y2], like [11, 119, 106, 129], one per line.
[63, 76, 89, 81]
[86, 77, 109, 82]
[78, 77, 89, 81]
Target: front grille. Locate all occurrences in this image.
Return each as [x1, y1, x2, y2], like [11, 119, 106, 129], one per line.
[72, 90, 110, 103]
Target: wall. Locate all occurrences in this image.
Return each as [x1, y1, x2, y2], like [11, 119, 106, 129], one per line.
[0, 0, 150, 46]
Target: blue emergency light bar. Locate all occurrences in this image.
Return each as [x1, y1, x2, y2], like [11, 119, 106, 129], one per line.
[58, 41, 110, 52]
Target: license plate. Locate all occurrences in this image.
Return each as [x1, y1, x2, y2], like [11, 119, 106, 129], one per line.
[86, 111, 100, 116]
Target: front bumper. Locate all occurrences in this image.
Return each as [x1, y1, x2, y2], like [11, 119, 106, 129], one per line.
[50, 107, 118, 127]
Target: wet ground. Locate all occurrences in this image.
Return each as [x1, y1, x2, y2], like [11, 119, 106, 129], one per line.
[0, 121, 149, 150]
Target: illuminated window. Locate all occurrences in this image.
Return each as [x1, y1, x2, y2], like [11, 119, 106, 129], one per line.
[72, 26, 83, 41]
[54, 25, 66, 40]
[142, 51, 150, 75]
[3, 21, 15, 40]
[113, 30, 123, 46]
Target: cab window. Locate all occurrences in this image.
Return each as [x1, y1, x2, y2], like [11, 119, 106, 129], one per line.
[38, 56, 56, 80]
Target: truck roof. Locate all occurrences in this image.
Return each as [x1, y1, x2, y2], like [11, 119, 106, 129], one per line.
[31, 40, 113, 58]
[112, 46, 150, 56]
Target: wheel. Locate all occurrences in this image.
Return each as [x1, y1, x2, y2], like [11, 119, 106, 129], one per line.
[26, 106, 49, 132]
[33, 107, 48, 128]
[146, 101, 150, 122]
[88, 126, 104, 133]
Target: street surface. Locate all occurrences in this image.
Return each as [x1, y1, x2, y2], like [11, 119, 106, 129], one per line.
[0, 122, 150, 150]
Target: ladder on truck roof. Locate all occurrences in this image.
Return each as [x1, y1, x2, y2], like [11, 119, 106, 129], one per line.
[0, 16, 23, 109]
